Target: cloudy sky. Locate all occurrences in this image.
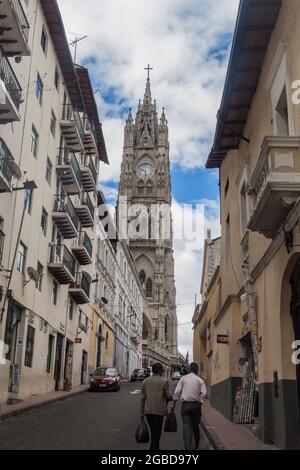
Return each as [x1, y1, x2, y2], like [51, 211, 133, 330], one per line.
[58, 0, 240, 357]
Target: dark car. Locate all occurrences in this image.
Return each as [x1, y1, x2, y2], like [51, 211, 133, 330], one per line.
[130, 368, 150, 382]
[90, 367, 121, 392]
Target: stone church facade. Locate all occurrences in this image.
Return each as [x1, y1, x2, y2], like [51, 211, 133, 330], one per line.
[117, 73, 178, 372]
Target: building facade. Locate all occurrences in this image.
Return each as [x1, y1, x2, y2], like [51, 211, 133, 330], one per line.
[205, 0, 300, 449]
[0, 0, 108, 405]
[117, 74, 178, 373]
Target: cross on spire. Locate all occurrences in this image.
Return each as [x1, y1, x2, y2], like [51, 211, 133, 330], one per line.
[144, 64, 153, 80]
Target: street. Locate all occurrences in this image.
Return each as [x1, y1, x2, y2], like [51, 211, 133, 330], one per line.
[0, 382, 211, 450]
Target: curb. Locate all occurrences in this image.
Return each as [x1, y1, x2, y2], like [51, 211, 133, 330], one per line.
[201, 418, 226, 450]
[0, 386, 89, 422]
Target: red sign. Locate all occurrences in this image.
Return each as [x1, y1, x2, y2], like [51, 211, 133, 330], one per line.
[75, 338, 82, 344]
[217, 335, 229, 344]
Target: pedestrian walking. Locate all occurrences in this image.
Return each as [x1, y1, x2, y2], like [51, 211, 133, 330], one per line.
[140, 363, 172, 451]
[171, 362, 207, 450]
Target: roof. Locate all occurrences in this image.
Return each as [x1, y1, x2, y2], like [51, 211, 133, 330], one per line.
[40, 0, 83, 110]
[206, 0, 282, 169]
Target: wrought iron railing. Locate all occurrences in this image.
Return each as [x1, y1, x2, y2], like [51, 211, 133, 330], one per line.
[0, 56, 22, 110]
[75, 271, 90, 298]
[10, 0, 30, 41]
[49, 244, 76, 277]
[53, 195, 79, 230]
[0, 138, 14, 185]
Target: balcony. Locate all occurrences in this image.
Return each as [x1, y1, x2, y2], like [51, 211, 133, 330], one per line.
[69, 271, 91, 304]
[248, 136, 300, 238]
[48, 244, 76, 284]
[80, 154, 97, 191]
[0, 56, 22, 123]
[72, 231, 93, 265]
[52, 195, 79, 239]
[0, 230, 5, 265]
[74, 192, 94, 228]
[61, 104, 84, 152]
[0, 0, 30, 57]
[56, 149, 81, 195]
[83, 118, 98, 154]
[0, 138, 14, 192]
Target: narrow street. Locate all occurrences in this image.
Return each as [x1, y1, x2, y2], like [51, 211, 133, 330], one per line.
[0, 382, 211, 451]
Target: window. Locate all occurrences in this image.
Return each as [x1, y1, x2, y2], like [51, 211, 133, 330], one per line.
[41, 208, 48, 236]
[225, 215, 231, 264]
[51, 279, 58, 305]
[54, 68, 60, 91]
[139, 270, 146, 285]
[105, 332, 108, 349]
[31, 126, 38, 157]
[41, 28, 47, 54]
[24, 188, 33, 214]
[46, 158, 52, 185]
[36, 262, 43, 291]
[276, 86, 289, 136]
[50, 109, 57, 137]
[25, 326, 35, 368]
[146, 278, 153, 298]
[0, 218, 4, 265]
[224, 179, 229, 198]
[240, 183, 248, 236]
[36, 73, 43, 105]
[46, 334, 54, 373]
[17, 242, 27, 274]
[69, 298, 74, 321]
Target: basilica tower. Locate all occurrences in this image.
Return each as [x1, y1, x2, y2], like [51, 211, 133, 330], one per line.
[117, 68, 178, 369]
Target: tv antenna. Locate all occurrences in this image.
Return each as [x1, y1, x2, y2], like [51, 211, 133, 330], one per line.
[24, 266, 40, 287]
[69, 35, 87, 63]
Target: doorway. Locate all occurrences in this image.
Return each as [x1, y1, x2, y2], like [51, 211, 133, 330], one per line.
[290, 261, 300, 411]
[54, 333, 64, 391]
[81, 350, 88, 384]
[64, 340, 74, 387]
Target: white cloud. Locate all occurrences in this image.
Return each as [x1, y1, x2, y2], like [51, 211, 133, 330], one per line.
[58, 0, 240, 182]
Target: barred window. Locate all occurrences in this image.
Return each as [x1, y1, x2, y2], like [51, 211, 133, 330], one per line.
[25, 326, 35, 368]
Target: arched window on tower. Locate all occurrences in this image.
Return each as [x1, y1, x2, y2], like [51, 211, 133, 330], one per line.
[146, 278, 153, 298]
[139, 270, 146, 286]
[165, 317, 168, 342]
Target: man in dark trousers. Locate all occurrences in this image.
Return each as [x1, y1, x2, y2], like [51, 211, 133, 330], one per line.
[171, 362, 207, 450]
[140, 363, 172, 451]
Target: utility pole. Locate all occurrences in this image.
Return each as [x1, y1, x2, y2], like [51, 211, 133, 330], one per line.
[69, 35, 87, 63]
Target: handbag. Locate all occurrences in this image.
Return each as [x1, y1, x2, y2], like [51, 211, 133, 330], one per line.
[164, 412, 177, 432]
[135, 418, 150, 443]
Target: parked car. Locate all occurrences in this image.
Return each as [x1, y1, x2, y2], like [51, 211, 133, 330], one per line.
[130, 368, 150, 382]
[172, 371, 181, 381]
[90, 367, 121, 392]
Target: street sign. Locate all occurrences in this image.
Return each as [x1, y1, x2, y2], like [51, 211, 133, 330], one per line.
[217, 335, 229, 344]
[75, 338, 82, 344]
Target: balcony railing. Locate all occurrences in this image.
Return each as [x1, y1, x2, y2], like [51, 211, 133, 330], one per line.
[69, 271, 91, 304]
[83, 192, 94, 218]
[10, 0, 30, 42]
[62, 104, 84, 142]
[82, 154, 97, 183]
[49, 244, 76, 278]
[0, 138, 14, 189]
[80, 232, 93, 258]
[0, 230, 5, 264]
[57, 149, 82, 186]
[0, 56, 22, 110]
[53, 195, 79, 231]
[248, 136, 300, 238]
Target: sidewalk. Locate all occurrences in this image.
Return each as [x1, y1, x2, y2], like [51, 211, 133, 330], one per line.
[201, 400, 278, 450]
[0, 384, 89, 421]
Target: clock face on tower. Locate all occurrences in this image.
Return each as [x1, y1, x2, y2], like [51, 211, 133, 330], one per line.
[137, 163, 154, 180]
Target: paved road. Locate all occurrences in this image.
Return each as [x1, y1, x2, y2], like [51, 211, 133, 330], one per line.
[0, 382, 211, 450]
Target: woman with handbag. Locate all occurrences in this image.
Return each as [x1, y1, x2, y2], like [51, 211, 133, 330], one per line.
[140, 363, 173, 450]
